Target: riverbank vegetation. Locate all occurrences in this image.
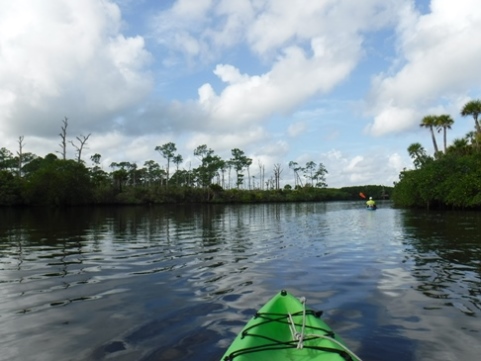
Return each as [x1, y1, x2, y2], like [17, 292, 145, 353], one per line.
[0, 122, 390, 206]
[392, 99, 481, 209]
[0, 155, 389, 206]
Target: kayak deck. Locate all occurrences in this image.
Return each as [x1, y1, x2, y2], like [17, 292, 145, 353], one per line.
[221, 290, 362, 361]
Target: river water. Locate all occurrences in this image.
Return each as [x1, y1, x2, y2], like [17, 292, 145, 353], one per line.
[0, 202, 480, 361]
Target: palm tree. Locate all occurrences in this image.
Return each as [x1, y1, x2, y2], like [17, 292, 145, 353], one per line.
[420, 115, 439, 155]
[436, 114, 454, 153]
[461, 99, 481, 134]
[465, 130, 479, 148]
[447, 138, 470, 155]
[407, 142, 429, 169]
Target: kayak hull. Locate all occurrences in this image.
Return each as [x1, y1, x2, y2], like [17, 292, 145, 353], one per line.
[220, 290, 361, 361]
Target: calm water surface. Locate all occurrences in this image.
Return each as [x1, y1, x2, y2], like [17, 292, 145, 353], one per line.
[1, 202, 480, 361]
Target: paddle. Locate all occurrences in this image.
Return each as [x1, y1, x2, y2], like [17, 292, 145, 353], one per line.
[359, 192, 366, 199]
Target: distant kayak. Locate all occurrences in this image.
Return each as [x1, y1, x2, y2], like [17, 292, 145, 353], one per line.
[220, 290, 362, 361]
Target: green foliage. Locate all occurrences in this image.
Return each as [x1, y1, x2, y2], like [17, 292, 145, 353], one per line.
[24, 159, 93, 206]
[192, 146, 224, 187]
[339, 185, 392, 200]
[395, 99, 481, 209]
[155, 142, 179, 185]
[0, 139, 394, 206]
[0, 148, 16, 171]
[0, 171, 24, 205]
[392, 153, 481, 209]
[461, 99, 481, 133]
[230, 148, 252, 188]
[407, 143, 432, 169]
[209, 184, 223, 193]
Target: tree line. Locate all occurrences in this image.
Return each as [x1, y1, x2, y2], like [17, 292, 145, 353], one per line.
[0, 118, 339, 206]
[393, 99, 481, 209]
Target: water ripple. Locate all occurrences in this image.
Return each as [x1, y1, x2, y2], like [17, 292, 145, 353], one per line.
[0, 204, 480, 361]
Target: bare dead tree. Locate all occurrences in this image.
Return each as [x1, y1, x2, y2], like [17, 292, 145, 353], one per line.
[57, 117, 68, 160]
[17, 135, 24, 177]
[266, 177, 274, 190]
[258, 160, 265, 190]
[70, 133, 91, 163]
[247, 160, 252, 190]
[262, 164, 265, 190]
[227, 162, 232, 189]
[273, 163, 282, 190]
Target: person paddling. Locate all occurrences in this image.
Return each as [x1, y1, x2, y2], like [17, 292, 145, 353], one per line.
[366, 197, 376, 208]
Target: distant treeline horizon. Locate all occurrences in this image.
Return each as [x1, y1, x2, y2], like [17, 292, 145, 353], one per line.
[0, 117, 394, 206]
[0, 148, 390, 206]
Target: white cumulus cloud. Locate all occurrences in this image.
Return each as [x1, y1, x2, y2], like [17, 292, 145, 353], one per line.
[0, 0, 153, 138]
[366, 0, 481, 136]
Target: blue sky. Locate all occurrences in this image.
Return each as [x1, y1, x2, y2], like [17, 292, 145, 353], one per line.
[1, 0, 480, 188]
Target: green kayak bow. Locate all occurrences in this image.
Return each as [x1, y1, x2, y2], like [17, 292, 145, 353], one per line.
[221, 290, 362, 361]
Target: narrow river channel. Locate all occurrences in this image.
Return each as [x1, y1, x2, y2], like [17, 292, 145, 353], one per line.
[0, 202, 480, 360]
